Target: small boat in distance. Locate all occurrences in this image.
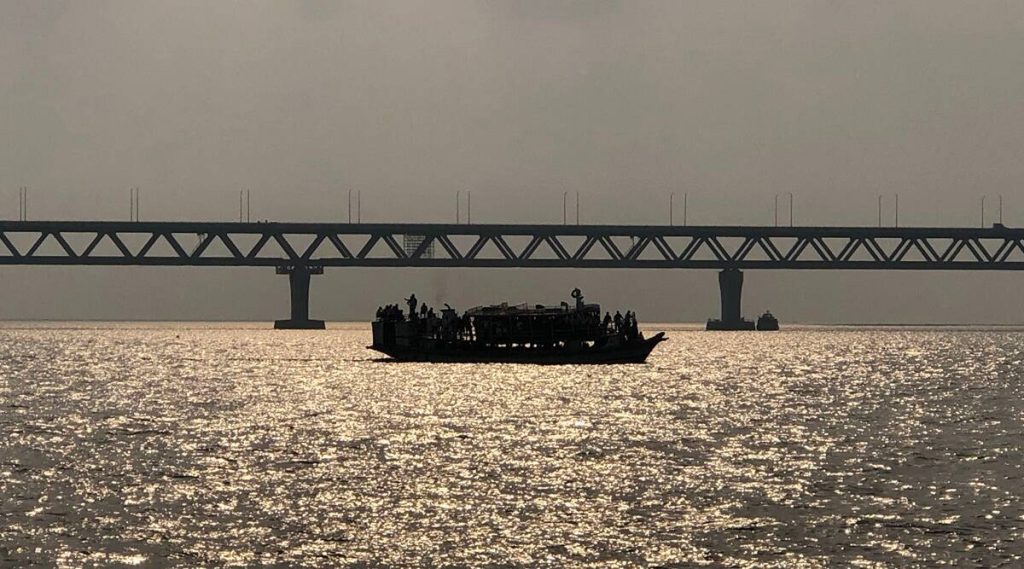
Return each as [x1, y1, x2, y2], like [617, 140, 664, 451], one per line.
[370, 289, 666, 364]
[756, 311, 780, 331]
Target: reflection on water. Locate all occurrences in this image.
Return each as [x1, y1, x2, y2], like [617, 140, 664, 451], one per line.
[1, 323, 1023, 567]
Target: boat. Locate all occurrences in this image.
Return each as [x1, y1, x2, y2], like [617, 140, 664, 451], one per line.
[369, 289, 666, 364]
[756, 311, 780, 331]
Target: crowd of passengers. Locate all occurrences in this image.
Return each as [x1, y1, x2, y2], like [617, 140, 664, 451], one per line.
[375, 293, 642, 342]
[377, 294, 470, 342]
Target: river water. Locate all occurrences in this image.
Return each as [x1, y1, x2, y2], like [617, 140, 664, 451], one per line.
[1, 323, 1023, 567]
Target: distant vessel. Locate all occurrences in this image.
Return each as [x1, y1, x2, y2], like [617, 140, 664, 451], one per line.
[756, 311, 780, 331]
[370, 289, 666, 364]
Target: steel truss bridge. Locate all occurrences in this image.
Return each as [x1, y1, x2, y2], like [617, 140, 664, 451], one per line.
[1, 221, 1023, 269]
[2, 221, 1021, 327]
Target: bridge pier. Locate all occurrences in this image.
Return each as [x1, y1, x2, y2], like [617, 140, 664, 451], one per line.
[274, 265, 326, 330]
[706, 268, 755, 330]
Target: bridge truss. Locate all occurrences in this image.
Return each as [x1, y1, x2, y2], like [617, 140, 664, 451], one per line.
[1, 221, 1023, 270]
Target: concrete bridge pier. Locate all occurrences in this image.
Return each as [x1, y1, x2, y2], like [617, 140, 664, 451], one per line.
[274, 265, 326, 330]
[706, 268, 755, 330]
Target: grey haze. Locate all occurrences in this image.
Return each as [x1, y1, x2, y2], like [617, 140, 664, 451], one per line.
[2, 1, 1023, 323]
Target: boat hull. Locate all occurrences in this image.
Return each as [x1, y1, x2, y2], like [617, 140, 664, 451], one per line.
[756, 319, 780, 331]
[369, 332, 666, 364]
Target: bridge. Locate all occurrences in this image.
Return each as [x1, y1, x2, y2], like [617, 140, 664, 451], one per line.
[2, 220, 1022, 328]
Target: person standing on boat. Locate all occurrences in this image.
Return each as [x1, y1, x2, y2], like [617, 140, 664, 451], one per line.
[406, 294, 418, 320]
[625, 311, 639, 340]
[613, 311, 623, 333]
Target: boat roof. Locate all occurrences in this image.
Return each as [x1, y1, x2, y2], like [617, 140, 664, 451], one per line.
[465, 302, 600, 317]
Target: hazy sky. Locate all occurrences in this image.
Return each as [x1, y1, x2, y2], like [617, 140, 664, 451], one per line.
[2, 1, 1023, 323]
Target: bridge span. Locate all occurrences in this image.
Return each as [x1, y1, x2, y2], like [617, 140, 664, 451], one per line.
[1, 221, 1021, 327]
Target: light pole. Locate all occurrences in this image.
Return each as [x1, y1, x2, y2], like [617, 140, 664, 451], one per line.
[981, 196, 986, 227]
[877, 194, 899, 227]
[467, 191, 472, 224]
[575, 192, 579, 225]
[238, 189, 250, 222]
[774, 194, 778, 227]
[999, 194, 1003, 225]
[563, 192, 567, 225]
[456, 190, 461, 224]
[670, 193, 674, 226]
[131, 187, 140, 222]
[348, 189, 352, 223]
[787, 192, 794, 226]
[683, 192, 687, 226]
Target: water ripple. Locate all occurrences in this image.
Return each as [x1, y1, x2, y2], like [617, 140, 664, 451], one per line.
[1, 326, 1023, 566]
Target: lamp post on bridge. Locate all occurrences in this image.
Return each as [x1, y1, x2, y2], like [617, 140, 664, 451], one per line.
[877, 194, 899, 227]
[980, 195, 1003, 227]
[671, 192, 688, 225]
[130, 187, 140, 222]
[456, 190, 472, 224]
[238, 189, 250, 223]
[346, 189, 362, 223]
